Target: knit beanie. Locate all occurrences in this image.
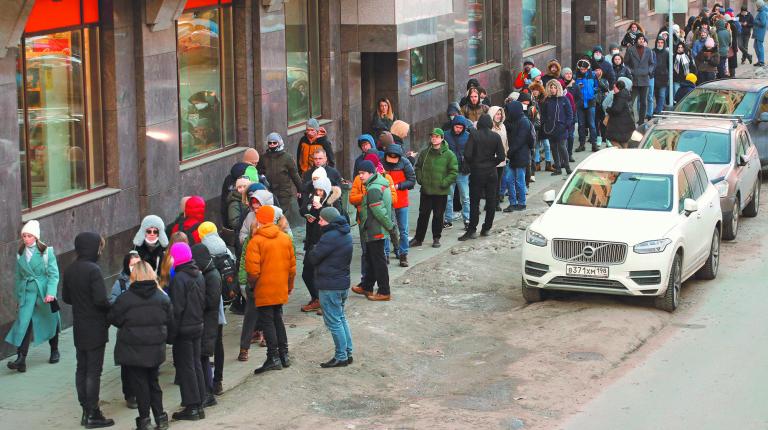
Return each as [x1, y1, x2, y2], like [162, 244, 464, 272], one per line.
[686, 73, 698, 84]
[256, 205, 275, 225]
[197, 221, 217, 240]
[358, 160, 376, 174]
[529, 67, 542, 79]
[562, 67, 573, 75]
[21, 220, 40, 239]
[311, 166, 328, 181]
[319, 207, 341, 223]
[169, 242, 193, 268]
[705, 37, 715, 49]
[306, 118, 320, 129]
[364, 153, 384, 173]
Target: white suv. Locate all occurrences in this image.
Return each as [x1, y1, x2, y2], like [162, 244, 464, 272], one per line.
[521, 149, 722, 312]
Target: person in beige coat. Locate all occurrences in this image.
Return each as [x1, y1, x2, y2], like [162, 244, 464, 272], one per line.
[488, 106, 508, 211]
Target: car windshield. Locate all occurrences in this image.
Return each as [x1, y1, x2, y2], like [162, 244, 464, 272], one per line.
[642, 129, 731, 164]
[674, 88, 758, 117]
[558, 170, 673, 212]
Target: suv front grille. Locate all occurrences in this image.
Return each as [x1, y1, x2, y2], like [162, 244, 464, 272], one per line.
[552, 239, 627, 265]
[549, 276, 627, 290]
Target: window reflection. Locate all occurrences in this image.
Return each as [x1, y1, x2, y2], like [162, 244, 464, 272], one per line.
[559, 170, 673, 212]
[411, 44, 438, 87]
[522, 0, 548, 50]
[286, 0, 321, 125]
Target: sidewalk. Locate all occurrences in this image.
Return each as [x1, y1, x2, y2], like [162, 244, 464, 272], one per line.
[0, 150, 592, 429]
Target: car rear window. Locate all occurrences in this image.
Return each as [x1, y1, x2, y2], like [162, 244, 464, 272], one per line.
[642, 129, 731, 164]
[558, 170, 673, 212]
[674, 88, 758, 117]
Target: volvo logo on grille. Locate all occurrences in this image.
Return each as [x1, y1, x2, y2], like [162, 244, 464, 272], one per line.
[582, 246, 596, 258]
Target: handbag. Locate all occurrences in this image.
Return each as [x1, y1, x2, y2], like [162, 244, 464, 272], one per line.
[50, 298, 60, 313]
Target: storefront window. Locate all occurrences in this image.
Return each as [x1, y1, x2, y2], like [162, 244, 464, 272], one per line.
[17, 0, 104, 209]
[522, 0, 549, 50]
[468, 0, 494, 66]
[177, 1, 236, 161]
[286, 0, 322, 126]
[616, 0, 629, 20]
[411, 44, 438, 87]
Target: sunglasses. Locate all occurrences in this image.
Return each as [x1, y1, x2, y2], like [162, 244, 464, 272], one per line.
[146, 228, 159, 235]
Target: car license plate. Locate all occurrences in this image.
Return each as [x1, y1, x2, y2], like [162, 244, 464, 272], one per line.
[566, 265, 609, 278]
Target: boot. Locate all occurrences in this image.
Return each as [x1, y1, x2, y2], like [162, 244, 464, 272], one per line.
[237, 348, 248, 362]
[301, 299, 320, 312]
[213, 381, 223, 396]
[154, 412, 169, 430]
[399, 255, 409, 267]
[503, 204, 516, 213]
[279, 350, 291, 368]
[171, 406, 202, 421]
[7, 352, 26, 373]
[253, 354, 283, 374]
[135, 417, 152, 430]
[49, 348, 60, 364]
[126, 396, 138, 409]
[591, 143, 598, 152]
[202, 393, 217, 408]
[575, 144, 586, 152]
[81, 407, 88, 426]
[85, 408, 115, 428]
[408, 238, 423, 247]
[545, 161, 555, 172]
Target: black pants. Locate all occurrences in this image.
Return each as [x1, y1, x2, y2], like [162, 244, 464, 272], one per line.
[468, 169, 498, 233]
[631, 86, 650, 124]
[496, 166, 504, 198]
[239, 291, 259, 350]
[257, 305, 288, 358]
[120, 366, 133, 400]
[124, 366, 163, 418]
[200, 355, 213, 393]
[301, 257, 318, 300]
[414, 193, 447, 242]
[596, 106, 606, 139]
[173, 336, 206, 407]
[214, 324, 224, 384]
[18, 321, 59, 355]
[361, 239, 389, 295]
[75, 345, 106, 411]
[550, 138, 570, 172]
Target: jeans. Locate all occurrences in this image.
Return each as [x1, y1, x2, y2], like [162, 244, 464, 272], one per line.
[595, 106, 606, 140]
[630, 86, 650, 125]
[124, 366, 163, 419]
[646, 77, 655, 118]
[445, 173, 469, 223]
[393, 207, 409, 256]
[257, 304, 288, 358]
[301, 257, 318, 300]
[567, 126, 575, 155]
[318, 289, 353, 361]
[507, 167, 527, 206]
[468, 168, 498, 233]
[673, 82, 681, 100]
[717, 56, 728, 79]
[173, 336, 206, 407]
[756, 38, 765, 64]
[414, 193, 447, 242]
[361, 239, 389, 295]
[577, 106, 597, 145]
[534, 139, 552, 163]
[654, 84, 668, 114]
[550, 138, 570, 172]
[75, 345, 106, 410]
[500, 165, 515, 199]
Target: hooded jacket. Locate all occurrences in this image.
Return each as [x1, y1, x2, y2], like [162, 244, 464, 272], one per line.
[191, 244, 222, 356]
[415, 141, 458, 196]
[542, 60, 562, 86]
[574, 63, 598, 108]
[300, 176, 336, 251]
[487, 106, 508, 167]
[354, 134, 379, 173]
[605, 88, 636, 143]
[167, 260, 206, 340]
[297, 127, 335, 175]
[109, 253, 135, 305]
[590, 46, 617, 86]
[358, 173, 395, 242]
[63, 232, 110, 351]
[169, 196, 206, 245]
[540, 81, 574, 141]
[258, 133, 303, 200]
[306, 216, 353, 291]
[653, 38, 670, 82]
[108, 280, 172, 367]
[757, 4, 768, 42]
[444, 115, 472, 174]
[612, 54, 634, 82]
[442, 102, 463, 131]
[382, 143, 416, 209]
[463, 114, 505, 171]
[504, 101, 535, 168]
[245, 223, 296, 307]
[715, 19, 732, 57]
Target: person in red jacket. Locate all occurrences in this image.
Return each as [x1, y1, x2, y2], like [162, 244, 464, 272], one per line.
[513, 58, 535, 90]
[168, 196, 207, 245]
[382, 144, 416, 267]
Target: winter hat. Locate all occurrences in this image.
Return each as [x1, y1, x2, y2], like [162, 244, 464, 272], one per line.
[133, 215, 169, 247]
[357, 134, 375, 149]
[592, 45, 604, 54]
[364, 153, 383, 173]
[197, 221, 217, 240]
[169, 242, 193, 268]
[235, 177, 252, 191]
[529, 67, 542, 79]
[608, 42, 620, 52]
[312, 177, 332, 200]
[561, 67, 573, 76]
[319, 207, 341, 223]
[430, 128, 444, 137]
[378, 131, 395, 148]
[523, 57, 535, 66]
[508, 91, 520, 101]
[21, 220, 40, 239]
[250, 189, 274, 207]
[311, 166, 328, 181]
[266, 132, 285, 151]
[358, 160, 376, 174]
[705, 37, 715, 49]
[390, 120, 410, 139]
[759, 0, 766, 9]
[243, 165, 259, 182]
[686, 73, 698, 84]
[256, 205, 275, 225]
[517, 91, 532, 103]
[576, 59, 591, 69]
[466, 78, 480, 90]
[191, 244, 213, 272]
[306, 118, 320, 129]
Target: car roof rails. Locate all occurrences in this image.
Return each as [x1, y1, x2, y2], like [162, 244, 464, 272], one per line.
[653, 111, 743, 128]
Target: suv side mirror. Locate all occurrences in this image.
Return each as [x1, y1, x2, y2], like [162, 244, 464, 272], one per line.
[759, 112, 768, 123]
[543, 190, 556, 206]
[739, 154, 749, 166]
[683, 198, 698, 216]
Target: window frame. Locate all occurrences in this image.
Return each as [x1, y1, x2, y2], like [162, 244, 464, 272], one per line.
[521, 0, 552, 51]
[616, 0, 630, 20]
[18, 13, 106, 211]
[468, 0, 499, 67]
[285, 0, 323, 128]
[677, 169, 693, 212]
[410, 43, 440, 89]
[683, 163, 705, 199]
[175, 1, 238, 163]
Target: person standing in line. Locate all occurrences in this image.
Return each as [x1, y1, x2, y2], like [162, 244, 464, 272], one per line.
[443, 115, 472, 230]
[714, 18, 732, 78]
[605, 80, 637, 149]
[62, 232, 114, 428]
[541, 80, 574, 176]
[132, 215, 168, 272]
[109, 250, 142, 410]
[258, 132, 303, 216]
[488, 106, 508, 212]
[166, 242, 207, 421]
[5, 220, 61, 373]
[299, 176, 336, 313]
[503, 101, 534, 212]
[738, 5, 754, 64]
[370, 98, 395, 138]
[624, 34, 656, 125]
[246, 206, 297, 374]
[652, 36, 671, 114]
[753, 0, 767, 66]
[190, 244, 222, 409]
[460, 113, 505, 241]
[696, 37, 720, 83]
[307, 207, 354, 368]
[108, 261, 172, 430]
[573, 58, 599, 152]
[296, 119, 335, 177]
[411, 128, 458, 249]
[382, 143, 416, 267]
[672, 42, 697, 96]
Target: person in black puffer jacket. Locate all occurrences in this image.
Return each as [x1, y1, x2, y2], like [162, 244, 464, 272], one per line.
[605, 80, 637, 148]
[541, 79, 575, 176]
[108, 261, 172, 430]
[503, 101, 534, 212]
[166, 242, 207, 421]
[191, 244, 222, 407]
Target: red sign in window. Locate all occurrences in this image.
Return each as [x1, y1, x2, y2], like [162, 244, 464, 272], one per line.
[184, 0, 232, 10]
[24, 0, 99, 34]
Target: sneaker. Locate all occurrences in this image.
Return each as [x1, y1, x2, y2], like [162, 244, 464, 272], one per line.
[480, 229, 490, 237]
[301, 299, 320, 312]
[351, 285, 372, 296]
[399, 255, 409, 267]
[237, 348, 249, 362]
[409, 238, 423, 247]
[432, 239, 441, 248]
[530, 176, 536, 183]
[463, 221, 470, 231]
[458, 231, 476, 241]
[503, 204, 516, 213]
[443, 221, 453, 229]
[515, 204, 527, 211]
[367, 293, 391, 301]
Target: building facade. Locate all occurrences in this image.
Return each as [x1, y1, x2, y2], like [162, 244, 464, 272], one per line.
[0, 0, 705, 350]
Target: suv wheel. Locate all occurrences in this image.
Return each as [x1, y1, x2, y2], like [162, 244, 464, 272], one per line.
[521, 276, 545, 303]
[723, 200, 739, 240]
[655, 254, 681, 312]
[743, 180, 760, 218]
[696, 228, 720, 280]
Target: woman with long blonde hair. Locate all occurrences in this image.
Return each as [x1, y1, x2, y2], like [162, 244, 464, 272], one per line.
[159, 232, 189, 289]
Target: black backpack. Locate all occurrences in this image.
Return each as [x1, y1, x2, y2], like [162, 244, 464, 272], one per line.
[220, 174, 236, 229]
[212, 253, 237, 304]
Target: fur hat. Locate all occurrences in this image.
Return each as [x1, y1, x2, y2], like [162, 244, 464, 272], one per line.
[21, 220, 40, 239]
[133, 215, 169, 247]
[319, 207, 341, 223]
[197, 221, 217, 240]
[256, 205, 275, 225]
[390, 120, 410, 139]
[169, 242, 192, 268]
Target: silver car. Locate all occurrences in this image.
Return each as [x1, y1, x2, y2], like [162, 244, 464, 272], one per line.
[640, 116, 761, 240]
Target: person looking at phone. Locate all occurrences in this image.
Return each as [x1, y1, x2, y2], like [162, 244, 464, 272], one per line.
[298, 177, 335, 313]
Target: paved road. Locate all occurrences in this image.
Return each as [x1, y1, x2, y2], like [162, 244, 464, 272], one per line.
[561, 184, 768, 430]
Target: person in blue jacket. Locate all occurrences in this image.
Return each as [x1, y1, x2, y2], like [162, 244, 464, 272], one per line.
[574, 58, 599, 152]
[307, 207, 354, 368]
[754, 0, 768, 66]
[443, 115, 472, 229]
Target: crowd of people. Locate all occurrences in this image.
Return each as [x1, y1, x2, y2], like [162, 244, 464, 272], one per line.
[4, 3, 766, 429]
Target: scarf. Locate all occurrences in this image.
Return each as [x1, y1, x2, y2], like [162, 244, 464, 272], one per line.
[674, 53, 691, 75]
[25, 243, 35, 262]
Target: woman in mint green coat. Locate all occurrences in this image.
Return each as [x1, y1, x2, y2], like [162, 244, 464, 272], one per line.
[5, 220, 61, 372]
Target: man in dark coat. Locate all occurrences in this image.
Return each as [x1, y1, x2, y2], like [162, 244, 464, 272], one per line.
[590, 45, 617, 87]
[503, 101, 534, 212]
[258, 132, 303, 216]
[62, 232, 115, 428]
[623, 34, 657, 125]
[460, 113, 505, 240]
[191, 244, 222, 408]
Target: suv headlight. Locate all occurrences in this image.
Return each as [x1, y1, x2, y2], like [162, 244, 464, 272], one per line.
[633, 239, 672, 254]
[526, 229, 548, 247]
[713, 179, 729, 198]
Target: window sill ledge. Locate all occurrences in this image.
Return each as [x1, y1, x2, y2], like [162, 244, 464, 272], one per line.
[615, 19, 633, 28]
[22, 188, 122, 222]
[287, 118, 334, 137]
[181, 146, 247, 172]
[410, 81, 447, 96]
[469, 62, 502, 76]
[523, 44, 557, 57]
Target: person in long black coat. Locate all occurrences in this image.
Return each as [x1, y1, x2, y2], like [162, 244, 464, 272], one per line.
[541, 80, 575, 175]
[503, 101, 535, 211]
[191, 244, 222, 407]
[108, 261, 172, 430]
[62, 232, 115, 428]
[605, 81, 637, 148]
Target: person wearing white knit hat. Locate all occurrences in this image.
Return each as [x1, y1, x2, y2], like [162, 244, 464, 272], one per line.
[5, 219, 61, 372]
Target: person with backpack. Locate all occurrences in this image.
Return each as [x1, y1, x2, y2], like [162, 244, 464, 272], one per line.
[190, 244, 222, 409]
[5, 220, 61, 373]
[504, 100, 535, 212]
[167, 196, 206, 245]
[109, 250, 142, 409]
[132, 215, 168, 272]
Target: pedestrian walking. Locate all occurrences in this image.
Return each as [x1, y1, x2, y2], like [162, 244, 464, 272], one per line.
[108, 261, 171, 430]
[411, 129, 458, 249]
[460, 113, 505, 241]
[5, 220, 61, 373]
[503, 101, 534, 212]
[307, 207, 355, 368]
[624, 34, 656, 125]
[370, 98, 395, 138]
[754, 1, 767, 66]
[258, 132, 303, 216]
[738, 5, 754, 64]
[541, 80, 574, 176]
[132, 215, 168, 272]
[605, 80, 636, 149]
[443, 115, 472, 230]
[109, 250, 142, 409]
[190, 244, 221, 408]
[297, 118, 335, 177]
[246, 205, 296, 373]
[653, 36, 670, 114]
[62, 232, 114, 428]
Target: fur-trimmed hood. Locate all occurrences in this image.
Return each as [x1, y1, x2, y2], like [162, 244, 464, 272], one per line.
[546, 59, 562, 77]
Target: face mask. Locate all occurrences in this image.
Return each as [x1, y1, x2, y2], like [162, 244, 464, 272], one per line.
[611, 50, 620, 56]
[194, 102, 208, 110]
[594, 54, 602, 61]
[145, 236, 159, 245]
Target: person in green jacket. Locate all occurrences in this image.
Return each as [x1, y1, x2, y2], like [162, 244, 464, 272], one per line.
[410, 128, 458, 249]
[351, 160, 395, 302]
[5, 220, 61, 372]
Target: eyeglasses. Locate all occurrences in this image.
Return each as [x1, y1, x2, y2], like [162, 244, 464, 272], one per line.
[146, 228, 159, 235]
